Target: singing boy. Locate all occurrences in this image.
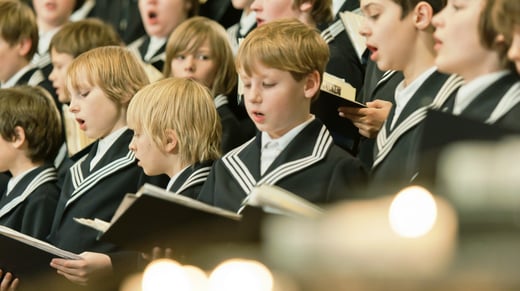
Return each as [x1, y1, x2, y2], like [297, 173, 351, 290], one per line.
[198, 19, 367, 212]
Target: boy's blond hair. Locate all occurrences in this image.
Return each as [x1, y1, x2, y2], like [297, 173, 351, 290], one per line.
[163, 16, 237, 97]
[127, 77, 221, 166]
[66, 46, 149, 106]
[0, 0, 38, 61]
[0, 86, 62, 163]
[50, 18, 122, 58]
[236, 18, 329, 100]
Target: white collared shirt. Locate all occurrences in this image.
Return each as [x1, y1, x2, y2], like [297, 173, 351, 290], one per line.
[36, 27, 60, 57]
[453, 70, 509, 115]
[238, 11, 256, 37]
[69, 0, 96, 21]
[1, 64, 34, 88]
[144, 36, 167, 62]
[391, 66, 437, 129]
[260, 115, 315, 174]
[333, 0, 346, 16]
[5, 166, 38, 197]
[90, 127, 128, 170]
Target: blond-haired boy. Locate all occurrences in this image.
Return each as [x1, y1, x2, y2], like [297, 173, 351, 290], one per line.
[128, 77, 222, 198]
[198, 19, 366, 212]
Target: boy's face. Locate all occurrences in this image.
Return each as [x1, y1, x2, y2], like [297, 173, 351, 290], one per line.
[508, 25, 520, 73]
[432, 0, 487, 79]
[0, 135, 16, 172]
[240, 61, 315, 139]
[49, 48, 74, 103]
[128, 127, 171, 177]
[32, 0, 75, 28]
[139, 0, 191, 38]
[360, 0, 416, 72]
[251, 0, 304, 26]
[68, 81, 126, 139]
[0, 38, 28, 83]
[169, 40, 217, 90]
[232, 0, 254, 10]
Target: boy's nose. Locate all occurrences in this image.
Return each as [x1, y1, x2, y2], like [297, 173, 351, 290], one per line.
[250, 0, 261, 12]
[247, 88, 262, 103]
[508, 39, 520, 65]
[359, 20, 370, 37]
[69, 100, 79, 113]
[184, 57, 195, 72]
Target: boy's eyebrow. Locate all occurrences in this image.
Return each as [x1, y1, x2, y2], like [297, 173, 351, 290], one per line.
[361, 1, 378, 11]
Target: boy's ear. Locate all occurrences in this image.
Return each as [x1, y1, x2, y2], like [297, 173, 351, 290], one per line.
[183, 0, 193, 14]
[11, 126, 27, 149]
[164, 129, 178, 153]
[120, 94, 133, 105]
[413, 1, 434, 30]
[299, 1, 313, 13]
[303, 70, 321, 99]
[17, 38, 33, 58]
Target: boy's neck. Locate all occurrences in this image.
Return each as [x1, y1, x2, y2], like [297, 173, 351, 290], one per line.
[167, 159, 190, 179]
[37, 20, 63, 34]
[2, 60, 31, 85]
[9, 157, 42, 178]
[402, 36, 436, 87]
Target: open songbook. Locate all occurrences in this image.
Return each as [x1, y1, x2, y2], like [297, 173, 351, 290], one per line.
[75, 183, 323, 253]
[0, 226, 80, 278]
[321, 72, 366, 108]
[239, 184, 324, 218]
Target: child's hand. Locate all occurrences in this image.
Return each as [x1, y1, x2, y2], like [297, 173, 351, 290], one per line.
[50, 252, 112, 286]
[0, 269, 19, 291]
[338, 99, 392, 138]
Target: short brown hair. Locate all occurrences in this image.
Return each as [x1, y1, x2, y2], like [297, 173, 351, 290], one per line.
[66, 46, 150, 106]
[164, 16, 236, 96]
[391, 0, 446, 18]
[236, 18, 329, 100]
[0, 86, 62, 163]
[492, 0, 520, 45]
[127, 78, 221, 165]
[0, 0, 38, 61]
[294, 0, 333, 24]
[50, 18, 122, 57]
[479, 0, 515, 70]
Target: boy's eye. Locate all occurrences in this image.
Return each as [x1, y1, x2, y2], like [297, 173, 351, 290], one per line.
[174, 55, 186, 60]
[368, 14, 379, 20]
[450, 4, 462, 11]
[262, 82, 275, 88]
[243, 82, 251, 89]
[79, 91, 90, 97]
[196, 54, 210, 60]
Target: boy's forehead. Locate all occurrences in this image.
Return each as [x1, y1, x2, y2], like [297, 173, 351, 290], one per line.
[361, 0, 388, 9]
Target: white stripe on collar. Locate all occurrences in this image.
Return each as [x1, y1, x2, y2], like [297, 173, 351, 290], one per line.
[0, 168, 57, 218]
[214, 94, 229, 109]
[222, 125, 333, 194]
[486, 81, 520, 123]
[373, 74, 463, 169]
[66, 150, 136, 207]
[175, 166, 212, 194]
